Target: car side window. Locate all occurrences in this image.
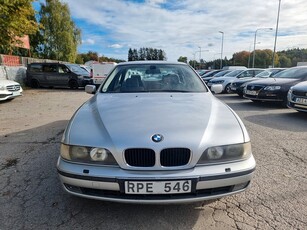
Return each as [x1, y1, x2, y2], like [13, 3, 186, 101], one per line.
[30, 64, 42, 72]
[42, 64, 58, 73]
[59, 65, 69, 73]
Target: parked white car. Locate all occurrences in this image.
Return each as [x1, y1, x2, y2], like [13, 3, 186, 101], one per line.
[208, 69, 264, 93]
[57, 61, 256, 204]
[0, 79, 23, 101]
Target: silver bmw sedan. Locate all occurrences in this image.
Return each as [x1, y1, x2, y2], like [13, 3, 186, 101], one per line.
[57, 61, 256, 204]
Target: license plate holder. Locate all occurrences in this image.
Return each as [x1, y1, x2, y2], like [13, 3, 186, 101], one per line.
[245, 90, 258, 96]
[124, 180, 193, 194]
[295, 97, 307, 105]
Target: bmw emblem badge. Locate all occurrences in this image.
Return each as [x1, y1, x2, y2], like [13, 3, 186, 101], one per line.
[152, 134, 163, 143]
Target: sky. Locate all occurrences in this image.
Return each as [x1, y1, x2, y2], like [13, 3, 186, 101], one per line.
[36, 0, 307, 62]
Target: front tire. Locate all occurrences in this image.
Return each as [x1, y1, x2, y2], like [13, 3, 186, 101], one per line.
[224, 84, 232, 94]
[31, 79, 40, 88]
[69, 80, 79, 89]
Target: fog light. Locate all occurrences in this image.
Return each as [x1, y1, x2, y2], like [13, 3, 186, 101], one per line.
[233, 182, 250, 191]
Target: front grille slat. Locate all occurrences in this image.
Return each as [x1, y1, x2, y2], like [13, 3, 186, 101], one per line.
[293, 90, 307, 97]
[246, 85, 263, 91]
[124, 148, 191, 168]
[6, 85, 20, 92]
[160, 148, 191, 167]
[124, 148, 155, 167]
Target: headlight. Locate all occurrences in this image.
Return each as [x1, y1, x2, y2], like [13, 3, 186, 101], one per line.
[263, 86, 281, 91]
[197, 142, 252, 165]
[60, 144, 117, 165]
[288, 87, 293, 95]
[287, 88, 293, 101]
[0, 85, 5, 90]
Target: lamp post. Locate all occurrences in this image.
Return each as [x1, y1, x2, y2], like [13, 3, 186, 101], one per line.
[252, 28, 273, 68]
[272, 0, 281, 67]
[219, 31, 224, 69]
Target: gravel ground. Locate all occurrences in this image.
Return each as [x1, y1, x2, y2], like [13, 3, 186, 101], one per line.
[0, 89, 306, 230]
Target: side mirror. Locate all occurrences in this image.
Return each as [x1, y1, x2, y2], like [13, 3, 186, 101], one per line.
[211, 84, 223, 94]
[85, 85, 96, 94]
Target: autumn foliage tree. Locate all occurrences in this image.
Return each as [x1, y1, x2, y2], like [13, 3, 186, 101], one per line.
[0, 0, 38, 54]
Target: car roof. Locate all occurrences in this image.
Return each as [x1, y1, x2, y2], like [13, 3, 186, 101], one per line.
[116, 61, 187, 66]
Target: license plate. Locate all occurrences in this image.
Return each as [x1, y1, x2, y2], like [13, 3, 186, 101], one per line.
[230, 86, 237, 91]
[245, 90, 258, 96]
[125, 180, 192, 194]
[295, 97, 307, 105]
[12, 92, 20, 96]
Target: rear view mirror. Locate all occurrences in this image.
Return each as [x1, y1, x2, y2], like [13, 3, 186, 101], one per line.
[85, 85, 96, 94]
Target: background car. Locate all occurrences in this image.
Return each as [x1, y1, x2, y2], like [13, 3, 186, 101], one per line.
[196, 69, 211, 76]
[202, 69, 232, 84]
[208, 69, 264, 93]
[0, 79, 23, 101]
[26, 62, 92, 89]
[57, 61, 256, 204]
[231, 68, 286, 97]
[200, 69, 223, 81]
[287, 81, 307, 112]
[244, 66, 307, 107]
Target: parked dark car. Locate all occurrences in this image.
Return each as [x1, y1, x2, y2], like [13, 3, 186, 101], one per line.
[197, 69, 212, 76]
[26, 63, 92, 89]
[288, 81, 307, 112]
[244, 66, 307, 107]
[231, 68, 286, 97]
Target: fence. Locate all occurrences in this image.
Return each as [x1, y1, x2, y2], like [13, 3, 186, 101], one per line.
[0, 54, 66, 67]
[0, 54, 70, 84]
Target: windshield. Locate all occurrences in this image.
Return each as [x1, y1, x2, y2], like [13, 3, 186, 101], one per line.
[202, 70, 219, 77]
[274, 67, 307, 79]
[224, 69, 244, 77]
[213, 70, 232, 77]
[100, 63, 208, 93]
[255, 70, 271, 78]
[66, 64, 90, 76]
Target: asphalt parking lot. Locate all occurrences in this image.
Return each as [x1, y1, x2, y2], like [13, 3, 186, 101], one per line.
[0, 89, 306, 230]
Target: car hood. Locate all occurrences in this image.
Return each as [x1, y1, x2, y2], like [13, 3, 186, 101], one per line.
[210, 77, 234, 83]
[291, 81, 307, 91]
[248, 78, 301, 86]
[0, 79, 20, 86]
[233, 77, 255, 83]
[63, 93, 248, 164]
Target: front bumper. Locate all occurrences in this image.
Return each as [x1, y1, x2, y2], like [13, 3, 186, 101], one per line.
[287, 94, 307, 112]
[79, 78, 93, 87]
[244, 89, 285, 102]
[57, 156, 256, 204]
[0, 91, 22, 101]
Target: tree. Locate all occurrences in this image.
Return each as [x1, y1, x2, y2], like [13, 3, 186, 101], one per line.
[278, 54, 292, 67]
[0, 0, 38, 54]
[232, 51, 250, 67]
[178, 56, 187, 63]
[39, 0, 81, 62]
[127, 47, 166, 61]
